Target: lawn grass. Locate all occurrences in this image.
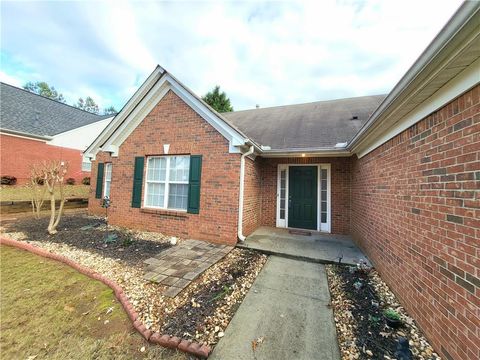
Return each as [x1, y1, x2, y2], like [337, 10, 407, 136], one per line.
[0, 245, 187, 360]
[0, 185, 90, 201]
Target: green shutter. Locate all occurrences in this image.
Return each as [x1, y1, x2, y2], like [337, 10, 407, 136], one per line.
[187, 155, 202, 214]
[95, 162, 104, 199]
[131, 157, 145, 208]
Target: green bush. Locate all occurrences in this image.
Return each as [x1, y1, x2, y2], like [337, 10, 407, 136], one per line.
[384, 309, 401, 321]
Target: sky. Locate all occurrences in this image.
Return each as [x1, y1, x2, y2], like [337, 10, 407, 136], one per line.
[0, 0, 463, 112]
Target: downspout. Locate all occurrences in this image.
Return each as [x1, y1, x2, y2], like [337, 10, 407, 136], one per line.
[237, 145, 255, 242]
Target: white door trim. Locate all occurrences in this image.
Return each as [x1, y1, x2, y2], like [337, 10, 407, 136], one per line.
[276, 163, 331, 233]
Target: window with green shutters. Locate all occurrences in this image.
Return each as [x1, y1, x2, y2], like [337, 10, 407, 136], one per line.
[134, 155, 202, 213]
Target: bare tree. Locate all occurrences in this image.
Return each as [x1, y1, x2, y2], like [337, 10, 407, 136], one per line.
[29, 165, 47, 218]
[29, 161, 68, 234]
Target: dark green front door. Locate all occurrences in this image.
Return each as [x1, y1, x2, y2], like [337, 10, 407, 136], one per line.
[288, 166, 317, 230]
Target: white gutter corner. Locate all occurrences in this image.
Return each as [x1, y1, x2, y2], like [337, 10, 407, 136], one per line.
[237, 145, 255, 242]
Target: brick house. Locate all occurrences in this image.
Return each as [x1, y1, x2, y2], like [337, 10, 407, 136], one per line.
[86, 3, 479, 360]
[0, 82, 112, 184]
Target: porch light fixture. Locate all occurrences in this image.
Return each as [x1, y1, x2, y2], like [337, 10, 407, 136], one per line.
[301, 153, 306, 157]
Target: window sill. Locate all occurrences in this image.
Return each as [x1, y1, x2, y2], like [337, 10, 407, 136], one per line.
[140, 208, 188, 217]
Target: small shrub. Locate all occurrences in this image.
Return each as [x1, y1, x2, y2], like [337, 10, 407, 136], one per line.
[1, 175, 17, 185]
[384, 309, 401, 321]
[82, 177, 91, 185]
[65, 178, 76, 185]
[122, 237, 134, 247]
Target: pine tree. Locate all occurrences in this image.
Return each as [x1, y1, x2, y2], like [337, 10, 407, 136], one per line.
[202, 85, 233, 112]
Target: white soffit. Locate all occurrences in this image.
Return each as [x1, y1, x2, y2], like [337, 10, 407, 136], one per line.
[355, 56, 479, 158]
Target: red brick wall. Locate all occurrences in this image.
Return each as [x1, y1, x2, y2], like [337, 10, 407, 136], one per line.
[242, 157, 262, 236]
[259, 157, 351, 234]
[88, 90, 241, 245]
[0, 133, 89, 184]
[351, 86, 480, 360]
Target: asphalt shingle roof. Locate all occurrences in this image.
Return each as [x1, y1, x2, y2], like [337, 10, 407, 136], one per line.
[0, 82, 111, 138]
[223, 95, 387, 150]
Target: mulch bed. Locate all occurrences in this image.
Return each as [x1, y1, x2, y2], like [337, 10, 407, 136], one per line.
[327, 265, 440, 360]
[1, 212, 268, 350]
[162, 249, 259, 342]
[2, 214, 172, 265]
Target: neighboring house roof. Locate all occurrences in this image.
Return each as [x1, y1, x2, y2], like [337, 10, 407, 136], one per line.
[223, 95, 386, 150]
[0, 82, 111, 138]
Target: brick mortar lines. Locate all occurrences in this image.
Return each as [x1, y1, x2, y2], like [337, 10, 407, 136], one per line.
[0, 236, 210, 359]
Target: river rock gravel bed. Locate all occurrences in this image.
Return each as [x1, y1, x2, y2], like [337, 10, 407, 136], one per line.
[326, 265, 441, 360]
[1, 214, 267, 348]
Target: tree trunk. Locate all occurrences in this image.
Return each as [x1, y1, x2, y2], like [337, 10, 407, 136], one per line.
[52, 185, 65, 231]
[47, 192, 56, 234]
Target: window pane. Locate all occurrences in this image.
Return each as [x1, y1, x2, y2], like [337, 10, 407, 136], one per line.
[105, 163, 112, 181]
[168, 184, 188, 210]
[280, 199, 285, 209]
[321, 190, 327, 201]
[321, 179, 327, 190]
[280, 209, 285, 219]
[104, 181, 111, 198]
[321, 213, 327, 223]
[321, 169, 327, 180]
[321, 200, 327, 212]
[147, 157, 166, 181]
[169, 156, 190, 182]
[146, 183, 165, 207]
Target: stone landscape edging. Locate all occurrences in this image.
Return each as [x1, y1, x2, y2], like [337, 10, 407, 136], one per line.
[0, 236, 211, 358]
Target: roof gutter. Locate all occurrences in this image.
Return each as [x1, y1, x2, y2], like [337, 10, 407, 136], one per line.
[259, 146, 351, 157]
[348, 1, 480, 152]
[0, 128, 52, 141]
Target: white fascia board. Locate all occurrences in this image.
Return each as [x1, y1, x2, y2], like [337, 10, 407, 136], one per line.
[355, 58, 480, 158]
[84, 67, 164, 159]
[260, 149, 352, 158]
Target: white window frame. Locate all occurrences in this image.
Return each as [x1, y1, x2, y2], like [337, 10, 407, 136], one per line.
[103, 162, 112, 198]
[276, 163, 331, 233]
[143, 155, 190, 211]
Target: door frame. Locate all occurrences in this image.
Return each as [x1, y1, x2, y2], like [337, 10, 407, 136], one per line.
[276, 163, 331, 233]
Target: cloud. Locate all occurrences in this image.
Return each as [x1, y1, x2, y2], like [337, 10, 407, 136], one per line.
[0, 0, 463, 110]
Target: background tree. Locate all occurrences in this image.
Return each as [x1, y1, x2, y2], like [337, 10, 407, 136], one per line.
[103, 105, 117, 115]
[202, 85, 233, 112]
[23, 81, 65, 103]
[75, 96, 99, 114]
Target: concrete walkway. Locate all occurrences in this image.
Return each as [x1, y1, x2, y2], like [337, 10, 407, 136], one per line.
[210, 256, 340, 360]
[237, 226, 368, 266]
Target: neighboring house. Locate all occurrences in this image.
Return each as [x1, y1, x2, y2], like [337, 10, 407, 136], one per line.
[86, 3, 479, 360]
[0, 82, 113, 184]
